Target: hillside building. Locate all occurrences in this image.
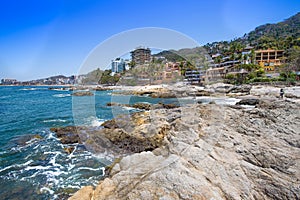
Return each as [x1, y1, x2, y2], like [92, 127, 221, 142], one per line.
[255, 49, 284, 72]
[131, 47, 151, 65]
[111, 58, 126, 74]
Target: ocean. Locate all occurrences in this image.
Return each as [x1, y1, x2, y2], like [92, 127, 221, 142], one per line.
[0, 86, 179, 199]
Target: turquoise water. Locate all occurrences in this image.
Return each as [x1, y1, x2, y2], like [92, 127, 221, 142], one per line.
[0, 86, 179, 199]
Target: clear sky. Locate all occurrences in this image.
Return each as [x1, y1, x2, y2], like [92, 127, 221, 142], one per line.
[0, 0, 299, 81]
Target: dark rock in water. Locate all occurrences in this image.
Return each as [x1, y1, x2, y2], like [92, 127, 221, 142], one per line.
[160, 103, 179, 109]
[106, 102, 120, 107]
[228, 105, 244, 109]
[72, 91, 94, 96]
[101, 118, 119, 129]
[105, 102, 178, 111]
[50, 126, 82, 144]
[208, 101, 216, 104]
[86, 111, 170, 154]
[197, 99, 208, 104]
[132, 102, 151, 110]
[236, 98, 260, 106]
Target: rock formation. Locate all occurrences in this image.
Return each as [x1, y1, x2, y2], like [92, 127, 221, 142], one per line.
[72, 91, 94, 96]
[69, 97, 300, 200]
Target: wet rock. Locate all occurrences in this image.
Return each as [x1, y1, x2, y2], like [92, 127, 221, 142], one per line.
[159, 103, 179, 109]
[106, 102, 120, 107]
[97, 111, 170, 153]
[133, 91, 155, 96]
[236, 98, 260, 106]
[132, 102, 151, 110]
[101, 118, 119, 129]
[50, 126, 82, 144]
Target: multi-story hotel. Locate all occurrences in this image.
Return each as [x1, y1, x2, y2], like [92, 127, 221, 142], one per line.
[130, 47, 151, 65]
[255, 49, 284, 71]
[111, 58, 126, 73]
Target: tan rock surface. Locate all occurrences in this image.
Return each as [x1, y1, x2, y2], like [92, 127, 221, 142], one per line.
[69, 98, 300, 200]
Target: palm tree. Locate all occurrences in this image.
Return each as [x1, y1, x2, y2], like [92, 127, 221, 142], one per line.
[249, 49, 256, 64]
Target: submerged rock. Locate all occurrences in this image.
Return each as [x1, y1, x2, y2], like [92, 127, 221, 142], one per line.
[9, 134, 42, 146]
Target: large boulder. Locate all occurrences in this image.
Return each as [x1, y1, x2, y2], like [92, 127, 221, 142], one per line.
[236, 98, 260, 106]
[50, 126, 82, 144]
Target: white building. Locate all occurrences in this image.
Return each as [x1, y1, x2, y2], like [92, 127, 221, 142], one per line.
[111, 58, 126, 74]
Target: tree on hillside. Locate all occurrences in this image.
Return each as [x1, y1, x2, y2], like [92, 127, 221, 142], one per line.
[249, 49, 256, 63]
[99, 70, 119, 85]
[286, 46, 300, 72]
[214, 56, 222, 64]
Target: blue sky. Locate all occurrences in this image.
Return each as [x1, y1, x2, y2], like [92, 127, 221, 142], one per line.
[0, 0, 299, 81]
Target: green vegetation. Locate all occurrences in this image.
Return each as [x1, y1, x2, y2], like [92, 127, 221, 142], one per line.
[81, 68, 120, 85]
[99, 70, 120, 85]
[224, 63, 298, 84]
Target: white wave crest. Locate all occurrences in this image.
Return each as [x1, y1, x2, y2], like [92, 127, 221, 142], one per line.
[20, 88, 37, 91]
[52, 94, 71, 98]
[0, 160, 33, 173]
[43, 119, 67, 123]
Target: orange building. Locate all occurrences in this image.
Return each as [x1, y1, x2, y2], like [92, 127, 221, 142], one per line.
[255, 49, 284, 72]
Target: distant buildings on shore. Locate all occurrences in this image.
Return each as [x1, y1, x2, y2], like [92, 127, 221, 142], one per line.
[2, 46, 289, 86]
[1, 79, 18, 85]
[110, 46, 288, 85]
[1, 75, 76, 86]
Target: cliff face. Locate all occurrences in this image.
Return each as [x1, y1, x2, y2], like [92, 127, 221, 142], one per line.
[70, 97, 300, 200]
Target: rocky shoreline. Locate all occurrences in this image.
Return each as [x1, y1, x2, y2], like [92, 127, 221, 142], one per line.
[49, 83, 300, 200]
